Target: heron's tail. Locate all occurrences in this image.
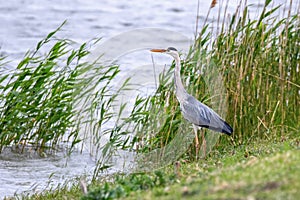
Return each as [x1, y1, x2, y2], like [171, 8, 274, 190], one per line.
[221, 121, 233, 135]
[200, 120, 233, 135]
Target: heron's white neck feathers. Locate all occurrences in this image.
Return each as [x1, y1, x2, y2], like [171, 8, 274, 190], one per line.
[173, 54, 188, 102]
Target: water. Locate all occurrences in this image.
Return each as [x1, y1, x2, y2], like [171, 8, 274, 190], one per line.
[0, 146, 95, 197]
[0, 0, 298, 198]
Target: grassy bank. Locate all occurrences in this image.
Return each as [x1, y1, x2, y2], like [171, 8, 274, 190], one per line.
[23, 135, 300, 199]
[125, 137, 300, 200]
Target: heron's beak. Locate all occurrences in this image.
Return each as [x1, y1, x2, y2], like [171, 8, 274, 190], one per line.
[150, 49, 167, 53]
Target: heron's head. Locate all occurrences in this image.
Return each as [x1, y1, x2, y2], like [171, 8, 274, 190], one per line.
[150, 47, 179, 58]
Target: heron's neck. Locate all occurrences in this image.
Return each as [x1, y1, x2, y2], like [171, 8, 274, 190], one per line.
[174, 55, 188, 101]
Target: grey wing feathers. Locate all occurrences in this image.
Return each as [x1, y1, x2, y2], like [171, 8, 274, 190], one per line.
[180, 95, 233, 135]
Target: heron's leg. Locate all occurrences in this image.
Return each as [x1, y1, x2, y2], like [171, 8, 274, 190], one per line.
[193, 124, 200, 160]
[201, 130, 207, 158]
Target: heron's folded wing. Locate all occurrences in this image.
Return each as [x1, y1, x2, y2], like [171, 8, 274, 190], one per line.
[181, 95, 232, 134]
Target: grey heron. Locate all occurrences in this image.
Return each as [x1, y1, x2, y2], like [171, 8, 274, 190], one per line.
[150, 47, 233, 158]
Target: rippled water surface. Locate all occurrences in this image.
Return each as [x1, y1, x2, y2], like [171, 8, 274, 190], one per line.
[0, 0, 298, 198]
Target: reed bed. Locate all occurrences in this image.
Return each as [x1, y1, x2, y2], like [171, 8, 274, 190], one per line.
[0, 25, 80, 152]
[0, 22, 128, 154]
[0, 0, 298, 172]
[203, 0, 300, 143]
